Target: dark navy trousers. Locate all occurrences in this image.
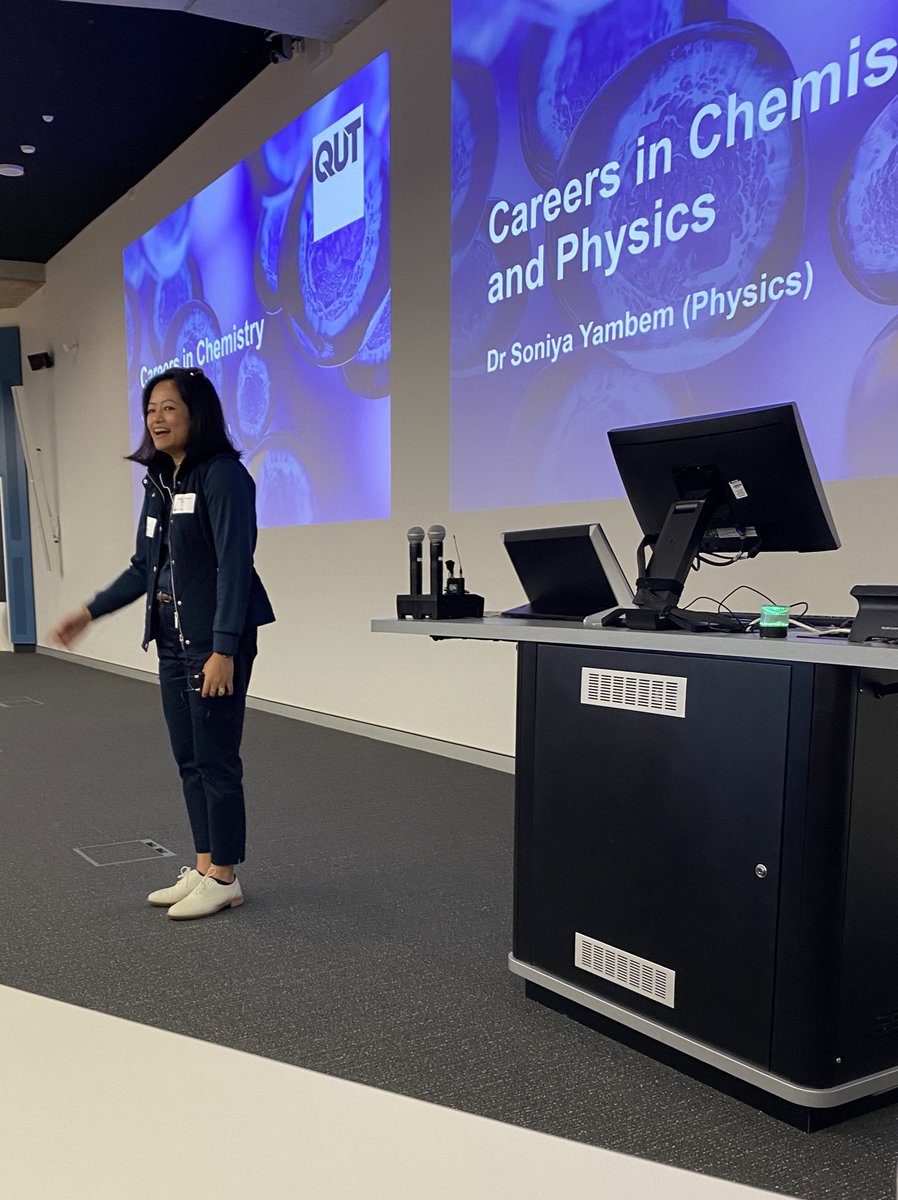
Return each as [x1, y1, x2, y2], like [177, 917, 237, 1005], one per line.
[154, 597, 257, 865]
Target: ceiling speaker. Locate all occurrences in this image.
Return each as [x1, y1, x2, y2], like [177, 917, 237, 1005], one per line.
[27, 351, 53, 370]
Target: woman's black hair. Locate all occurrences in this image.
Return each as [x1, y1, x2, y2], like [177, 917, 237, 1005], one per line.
[127, 367, 241, 465]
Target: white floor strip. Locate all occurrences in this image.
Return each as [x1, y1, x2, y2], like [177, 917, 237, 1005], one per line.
[0, 984, 793, 1200]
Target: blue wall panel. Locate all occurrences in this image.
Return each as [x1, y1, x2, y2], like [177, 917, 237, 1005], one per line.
[0, 326, 37, 645]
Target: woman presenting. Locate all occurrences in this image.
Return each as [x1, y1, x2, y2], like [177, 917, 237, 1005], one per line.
[52, 367, 275, 920]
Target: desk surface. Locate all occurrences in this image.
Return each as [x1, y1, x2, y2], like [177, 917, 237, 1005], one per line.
[372, 614, 898, 670]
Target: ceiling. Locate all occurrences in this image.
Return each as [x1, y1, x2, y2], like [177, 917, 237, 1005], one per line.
[0, 0, 384, 304]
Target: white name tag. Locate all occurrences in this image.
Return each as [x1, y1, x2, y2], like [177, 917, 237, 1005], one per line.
[145, 516, 158, 538]
[172, 493, 197, 515]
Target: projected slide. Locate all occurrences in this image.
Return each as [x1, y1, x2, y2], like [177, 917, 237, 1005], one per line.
[451, 1, 898, 510]
[123, 53, 391, 528]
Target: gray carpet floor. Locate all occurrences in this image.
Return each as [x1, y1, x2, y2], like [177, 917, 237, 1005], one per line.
[0, 652, 896, 1199]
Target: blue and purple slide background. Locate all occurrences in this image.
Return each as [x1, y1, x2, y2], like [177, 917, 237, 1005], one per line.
[123, 53, 391, 528]
[451, 1, 898, 511]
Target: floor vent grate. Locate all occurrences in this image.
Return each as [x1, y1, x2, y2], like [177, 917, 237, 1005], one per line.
[74, 840, 175, 867]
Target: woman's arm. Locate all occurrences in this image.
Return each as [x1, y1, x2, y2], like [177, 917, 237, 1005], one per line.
[51, 499, 152, 647]
[85, 511, 152, 620]
[203, 456, 255, 657]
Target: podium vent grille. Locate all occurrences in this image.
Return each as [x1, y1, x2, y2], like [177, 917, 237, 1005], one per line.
[580, 667, 686, 718]
[575, 933, 676, 1009]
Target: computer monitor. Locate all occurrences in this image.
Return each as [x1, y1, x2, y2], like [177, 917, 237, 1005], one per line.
[604, 402, 840, 632]
[501, 523, 633, 622]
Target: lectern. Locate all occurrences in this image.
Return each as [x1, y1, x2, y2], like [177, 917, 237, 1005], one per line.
[373, 615, 898, 1129]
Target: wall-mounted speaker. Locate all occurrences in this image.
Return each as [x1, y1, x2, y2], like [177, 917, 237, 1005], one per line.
[27, 351, 53, 371]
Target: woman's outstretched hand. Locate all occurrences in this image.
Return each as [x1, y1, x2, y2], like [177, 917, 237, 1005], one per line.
[50, 607, 92, 648]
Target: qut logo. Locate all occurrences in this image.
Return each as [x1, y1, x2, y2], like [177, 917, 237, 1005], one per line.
[312, 103, 365, 241]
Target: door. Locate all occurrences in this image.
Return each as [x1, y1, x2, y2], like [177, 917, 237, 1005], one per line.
[521, 643, 791, 1067]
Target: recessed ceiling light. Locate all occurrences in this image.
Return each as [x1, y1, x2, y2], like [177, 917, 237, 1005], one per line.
[0, 164, 25, 177]
[20, 145, 35, 154]
[42, 114, 54, 123]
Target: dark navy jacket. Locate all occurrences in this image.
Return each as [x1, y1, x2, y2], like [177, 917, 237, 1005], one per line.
[87, 453, 275, 656]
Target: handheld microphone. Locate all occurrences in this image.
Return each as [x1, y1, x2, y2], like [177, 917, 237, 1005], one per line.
[407, 526, 425, 595]
[427, 524, 446, 596]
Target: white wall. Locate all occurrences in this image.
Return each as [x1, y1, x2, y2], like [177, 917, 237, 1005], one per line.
[5, 0, 898, 758]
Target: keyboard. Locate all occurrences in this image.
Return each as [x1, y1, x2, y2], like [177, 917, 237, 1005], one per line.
[792, 613, 852, 629]
[502, 604, 589, 621]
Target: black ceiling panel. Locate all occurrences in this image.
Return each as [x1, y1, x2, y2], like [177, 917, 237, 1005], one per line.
[0, 0, 273, 263]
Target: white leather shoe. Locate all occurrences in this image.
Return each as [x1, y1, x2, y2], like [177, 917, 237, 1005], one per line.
[167, 873, 244, 920]
[147, 866, 204, 907]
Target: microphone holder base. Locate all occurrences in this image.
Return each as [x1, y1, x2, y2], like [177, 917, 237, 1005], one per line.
[396, 592, 484, 620]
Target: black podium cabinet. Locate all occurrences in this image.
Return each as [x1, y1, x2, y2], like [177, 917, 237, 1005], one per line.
[372, 617, 898, 1126]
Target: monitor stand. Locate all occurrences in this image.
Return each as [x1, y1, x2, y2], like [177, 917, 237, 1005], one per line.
[600, 493, 745, 633]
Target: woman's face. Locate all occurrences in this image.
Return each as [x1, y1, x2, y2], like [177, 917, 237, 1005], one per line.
[146, 380, 190, 462]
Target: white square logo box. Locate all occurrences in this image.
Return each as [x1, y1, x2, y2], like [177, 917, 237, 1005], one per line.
[312, 103, 365, 241]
